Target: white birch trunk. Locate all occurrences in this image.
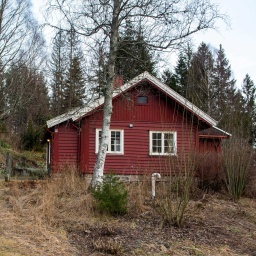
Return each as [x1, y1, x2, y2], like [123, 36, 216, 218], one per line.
[91, 0, 120, 188]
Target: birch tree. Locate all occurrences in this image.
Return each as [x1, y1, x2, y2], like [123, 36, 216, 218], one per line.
[48, 0, 226, 187]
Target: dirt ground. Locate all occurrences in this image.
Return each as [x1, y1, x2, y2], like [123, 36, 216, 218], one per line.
[0, 180, 256, 256]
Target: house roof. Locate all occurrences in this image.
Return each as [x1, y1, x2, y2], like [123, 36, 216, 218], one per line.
[199, 126, 232, 138]
[47, 71, 218, 128]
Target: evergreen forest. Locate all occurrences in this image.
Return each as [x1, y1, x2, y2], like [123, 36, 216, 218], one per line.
[0, 0, 255, 151]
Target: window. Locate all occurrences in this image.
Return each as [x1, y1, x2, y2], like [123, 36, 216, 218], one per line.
[149, 131, 177, 155]
[96, 129, 124, 154]
[137, 96, 148, 104]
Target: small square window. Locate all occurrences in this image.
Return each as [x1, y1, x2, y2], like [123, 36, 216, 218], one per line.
[137, 96, 148, 104]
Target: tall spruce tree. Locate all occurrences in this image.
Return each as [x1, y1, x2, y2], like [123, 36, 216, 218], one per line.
[63, 56, 85, 110]
[63, 27, 85, 111]
[116, 21, 156, 81]
[188, 42, 215, 114]
[161, 69, 178, 92]
[242, 74, 256, 144]
[50, 29, 67, 116]
[174, 44, 193, 97]
[212, 44, 237, 130]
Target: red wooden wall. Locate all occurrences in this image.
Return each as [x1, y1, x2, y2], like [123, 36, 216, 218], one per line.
[79, 83, 205, 175]
[51, 123, 78, 171]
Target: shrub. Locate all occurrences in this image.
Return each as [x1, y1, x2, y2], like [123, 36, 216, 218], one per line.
[222, 138, 254, 201]
[197, 153, 223, 192]
[156, 152, 198, 227]
[92, 174, 128, 215]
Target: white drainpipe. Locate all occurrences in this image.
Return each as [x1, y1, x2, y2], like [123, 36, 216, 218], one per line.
[152, 173, 161, 199]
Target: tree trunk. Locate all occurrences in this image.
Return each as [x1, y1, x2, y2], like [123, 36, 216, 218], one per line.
[91, 0, 120, 187]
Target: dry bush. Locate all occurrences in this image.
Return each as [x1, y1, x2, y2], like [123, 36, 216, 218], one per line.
[2, 133, 21, 150]
[92, 237, 123, 255]
[127, 176, 152, 216]
[244, 167, 256, 198]
[155, 152, 199, 227]
[196, 152, 224, 192]
[222, 138, 254, 201]
[6, 166, 94, 227]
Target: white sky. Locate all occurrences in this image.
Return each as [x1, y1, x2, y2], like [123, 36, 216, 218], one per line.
[32, 0, 256, 89]
[192, 0, 256, 88]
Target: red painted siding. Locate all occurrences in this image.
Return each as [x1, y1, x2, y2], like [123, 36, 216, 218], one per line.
[52, 123, 78, 171]
[199, 138, 222, 153]
[80, 84, 201, 174]
[198, 138, 223, 180]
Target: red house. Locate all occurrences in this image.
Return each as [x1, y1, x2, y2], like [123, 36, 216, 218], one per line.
[46, 72, 230, 176]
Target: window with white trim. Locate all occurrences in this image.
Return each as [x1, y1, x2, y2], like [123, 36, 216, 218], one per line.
[96, 129, 124, 154]
[149, 131, 177, 155]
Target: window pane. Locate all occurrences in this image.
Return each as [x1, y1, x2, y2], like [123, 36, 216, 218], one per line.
[152, 132, 162, 153]
[111, 131, 121, 152]
[137, 96, 148, 104]
[164, 133, 174, 153]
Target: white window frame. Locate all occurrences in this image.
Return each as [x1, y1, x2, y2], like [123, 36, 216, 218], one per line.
[149, 131, 177, 156]
[95, 129, 124, 154]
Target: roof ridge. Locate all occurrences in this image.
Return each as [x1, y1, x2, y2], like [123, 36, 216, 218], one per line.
[47, 72, 218, 128]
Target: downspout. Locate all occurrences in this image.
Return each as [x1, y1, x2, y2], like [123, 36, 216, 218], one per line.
[152, 173, 161, 199]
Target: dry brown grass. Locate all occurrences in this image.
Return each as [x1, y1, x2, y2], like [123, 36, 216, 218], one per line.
[0, 180, 78, 256]
[126, 176, 152, 216]
[8, 168, 94, 226]
[0, 171, 256, 255]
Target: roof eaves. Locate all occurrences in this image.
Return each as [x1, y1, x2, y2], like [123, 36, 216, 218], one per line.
[47, 107, 80, 128]
[143, 72, 218, 127]
[47, 71, 219, 127]
[71, 98, 105, 122]
[212, 126, 232, 137]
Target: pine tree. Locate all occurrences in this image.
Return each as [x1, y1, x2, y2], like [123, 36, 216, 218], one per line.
[212, 44, 237, 130]
[161, 69, 178, 92]
[188, 42, 215, 114]
[174, 44, 193, 98]
[63, 56, 85, 110]
[62, 27, 85, 111]
[116, 21, 156, 81]
[50, 29, 67, 116]
[242, 74, 256, 144]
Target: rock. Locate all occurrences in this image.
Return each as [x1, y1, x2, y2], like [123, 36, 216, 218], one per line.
[160, 244, 168, 252]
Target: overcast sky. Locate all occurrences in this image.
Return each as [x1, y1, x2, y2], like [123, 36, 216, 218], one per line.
[32, 0, 255, 89]
[192, 0, 256, 89]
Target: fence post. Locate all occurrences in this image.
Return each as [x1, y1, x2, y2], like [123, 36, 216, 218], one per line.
[5, 152, 12, 182]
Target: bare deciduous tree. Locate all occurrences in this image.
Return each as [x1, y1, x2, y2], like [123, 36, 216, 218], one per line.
[47, 0, 226, 186]
[0, 0, 45, 121]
